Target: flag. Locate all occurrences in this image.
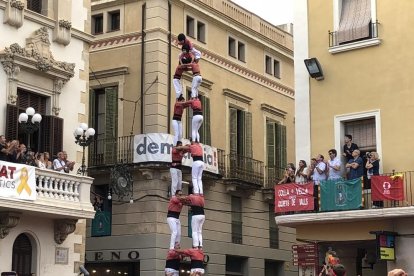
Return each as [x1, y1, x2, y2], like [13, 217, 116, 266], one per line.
[371, 175, 404, 201]
[275, 182, 314, 213]
[320, 178, 362, 211]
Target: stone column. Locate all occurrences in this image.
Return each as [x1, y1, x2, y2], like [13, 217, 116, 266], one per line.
[143, 0, 169, 133]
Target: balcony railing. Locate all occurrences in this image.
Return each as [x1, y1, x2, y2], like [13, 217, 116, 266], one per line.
[276, 171, 414, 216]
[0, 168, 95, 219]
[329, 22, 379, 47]
[264, 166, 285, 189]
[218, 152, 264, 186]
[89, 135, 134, 167]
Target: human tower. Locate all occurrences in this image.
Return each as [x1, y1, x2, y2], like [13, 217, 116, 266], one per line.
[165, 33, 206, 276]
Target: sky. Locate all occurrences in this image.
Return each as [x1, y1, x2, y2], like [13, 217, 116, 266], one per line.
[231, 0, 293, 26]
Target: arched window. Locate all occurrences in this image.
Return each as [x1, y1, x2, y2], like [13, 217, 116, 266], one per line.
[12, 233, 32, 276]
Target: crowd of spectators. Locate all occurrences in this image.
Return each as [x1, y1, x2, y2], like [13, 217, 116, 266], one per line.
[278, 134, 380, 185]
[0, 135, 75, 173]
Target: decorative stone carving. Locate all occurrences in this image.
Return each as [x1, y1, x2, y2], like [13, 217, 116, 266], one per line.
[54, 219, 77, 244]
[0, 27, 75, 104]
[140, 169, 154, 180]
[53, 19, 72, 46]
[0, 212, 21, 239]
[4, 0, 25, 28]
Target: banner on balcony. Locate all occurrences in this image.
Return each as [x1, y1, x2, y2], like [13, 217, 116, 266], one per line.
[371, 175, 404, 201]
[181, 138, 219, 175]
[0, 161, 36, 201]
[133, 133, 174, 163]
[274, 182, 314, 213]
[320, 178, 362, 211]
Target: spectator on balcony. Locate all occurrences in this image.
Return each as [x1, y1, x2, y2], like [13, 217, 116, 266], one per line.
[6, 140, 19, 163]
[346, 149, 363, 180]
[313, 154, 327, 185]
[16, 143, 28, 164]
[25, 149, 37, 167]
[54, 152, 70, 173]
[0, 135, 8, 161]
[295, 160, 308, 183]
[278, 163, 296, 184]
[43, 152, 53, 169]
[342, 134, 358, 162]
[327, 149, 342, 180]
[62, 151, 75, 173]
[366, 152, 382, 207]
[307, 158, 317, 180]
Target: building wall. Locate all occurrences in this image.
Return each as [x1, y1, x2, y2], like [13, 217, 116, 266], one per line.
[88, 0, 296, 275]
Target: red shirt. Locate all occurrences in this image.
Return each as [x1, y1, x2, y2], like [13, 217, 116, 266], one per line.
[168, 196, 183, 213]
[173, 103, 185, 117]
[178, 38, 193, 49]
[190, 143, 203, 157]
[181, 249, 204, 261]
[189, 98, 202, 111]
[188, 194, 205, 207]
[166, 250, 181, 260]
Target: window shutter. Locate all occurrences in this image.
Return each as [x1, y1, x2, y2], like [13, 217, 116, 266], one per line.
[105, 87, 118, 164]
[89, 90, 96, 128]
[280, 125, 287, 167]
[203, 96, 211, 145]
[245, 111, 252, 158]
[41, 116, 63, 156]
[229, 107, 237, 154]
[266, 121, 275, 167]
[337, 0, 371, 44]
[275, 123, 282, 170]
[6, 104, 19, 141]
[52, 116, 64, 156]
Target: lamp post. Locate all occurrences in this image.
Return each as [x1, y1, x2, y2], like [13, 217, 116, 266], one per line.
[18, 107, 42, 150]
[73, 123, 95, 176]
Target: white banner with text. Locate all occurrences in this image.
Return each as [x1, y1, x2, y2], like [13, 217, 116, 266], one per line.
[0, 161, 37, 200]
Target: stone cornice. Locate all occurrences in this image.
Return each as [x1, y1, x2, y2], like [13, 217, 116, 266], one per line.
[276, 206, 414, 227]
[261, 104, 287, 119]
[223, 88, 253, 104]
[89, 66, 129, 79]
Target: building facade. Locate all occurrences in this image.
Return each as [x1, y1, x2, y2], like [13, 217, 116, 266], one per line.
[279, 0, 414, 275]
[86, 0, 296, 275]
[0, 0, 94, 275]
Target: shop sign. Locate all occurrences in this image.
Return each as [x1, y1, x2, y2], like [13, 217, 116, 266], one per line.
[86, 250, 140, 262]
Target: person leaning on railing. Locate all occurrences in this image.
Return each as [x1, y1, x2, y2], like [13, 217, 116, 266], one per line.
[295, 160, 308, 183]
[365, 152, 382, 208]
[278, 163, 296, 184]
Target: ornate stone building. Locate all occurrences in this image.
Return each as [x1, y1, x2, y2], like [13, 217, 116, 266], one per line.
[0, 0, 94, 275]
[86, 0, 296, 275]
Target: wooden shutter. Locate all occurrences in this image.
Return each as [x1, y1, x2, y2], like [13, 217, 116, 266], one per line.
[5, 104, 19, 141]
[275, 123, 287, 170]
[229, 107, 237, 154]
[338, 0, 371, 44]
[245, 111, 252, 158]
[41, 116, 63, 156]
[266, 121, 275, 167]
[202, 96, 211, 145]
[105, 87, 118, 164]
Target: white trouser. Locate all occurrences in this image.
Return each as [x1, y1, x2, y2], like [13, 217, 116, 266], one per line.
[191, 48, 202, 60]
[191, 214, 205, 247]
[192, 115, 203, 142]
[165, 268, 179, 276]
[190, 268, 205, 275]
[173, 79, 182, 98]
[172, 120, 182, 145]
[191, 75, 202, 98]
[167, 217, 181, 249]
[192, 160, 204, 194]
[170, 167, 182, 196]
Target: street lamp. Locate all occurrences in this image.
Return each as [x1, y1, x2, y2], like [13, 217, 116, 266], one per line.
[73, 123, 95, 176]
[18, 107, 42, 150]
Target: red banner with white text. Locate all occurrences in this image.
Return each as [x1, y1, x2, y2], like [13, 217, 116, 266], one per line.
[371, 175, 404, 201]
[275, 182, 314, 213]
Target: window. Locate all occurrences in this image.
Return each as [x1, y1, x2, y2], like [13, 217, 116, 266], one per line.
[229, 107, 252, 157]
[265, 260, 284, 276]
[337, 0, 371, 44]
[89, 87, 118, 165]
[269, 204, 279, 249]
[108, 10, 120, 32]
[186, 16, 206, 43]
[92, 14, 104, 34]
[186, 92, 211, 145]
[344, 118, 376, 152]
[266, 119, 287, 180]
[228, 36, 245, 62]
[5, 89, 63, 155]
[91, 185, 112, 237]
[231, 196, 242, 244]
[27, 0, 42, 14]
[226, 255, 247, 276]
[12, 234, 33, 275]
[265, 55, 281, 78]
[186, 16, 195, 38]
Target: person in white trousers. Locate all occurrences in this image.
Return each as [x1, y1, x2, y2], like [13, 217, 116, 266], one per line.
[172, 95, 188, 145]
[183, 141, 204, 195]
[180, 193, 205, 249]
[182, 97, 203, 143]
[170, 141, 188, 196]
[167, 190, 183, 250]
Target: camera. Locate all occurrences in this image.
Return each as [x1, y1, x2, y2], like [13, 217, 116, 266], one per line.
[365, 152, 371, 158]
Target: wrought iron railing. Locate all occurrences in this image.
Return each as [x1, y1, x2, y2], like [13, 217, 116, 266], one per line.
[329, 21, 379, 47]
[231, 221, 243, 244]
[264, 166, 285, 189]
[88, 135, 134, 167]
[219, 152, 264, 186]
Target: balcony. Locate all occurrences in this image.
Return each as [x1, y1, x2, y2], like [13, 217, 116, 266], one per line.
[276, 171, 414, 227]
[88, 135, 134, 168]
[0, 167, 95, 219]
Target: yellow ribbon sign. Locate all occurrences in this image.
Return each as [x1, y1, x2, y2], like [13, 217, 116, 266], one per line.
[17, 167, 32, 196]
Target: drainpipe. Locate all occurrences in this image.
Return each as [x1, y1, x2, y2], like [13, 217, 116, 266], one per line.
[140, 3, 146, 134]
[167, 1, 172, 133]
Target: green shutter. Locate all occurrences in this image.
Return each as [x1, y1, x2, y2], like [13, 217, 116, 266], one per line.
[229, 107, 237, 154]
[266, 121, 275, 167]
[281, 125, 287, 168]
[245, 111, 252, 158]
[275, 123, 287, 171]
[105, 87, 118, 164]
[89, 90, 96, 128]
[203, 97, 211, 145]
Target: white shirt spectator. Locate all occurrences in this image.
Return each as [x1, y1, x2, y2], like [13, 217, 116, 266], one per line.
[53, 158, 66, 172]
[328, 157, 342, 180]
[295, 167, 308, 183]
[313, 162, 327, 184]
